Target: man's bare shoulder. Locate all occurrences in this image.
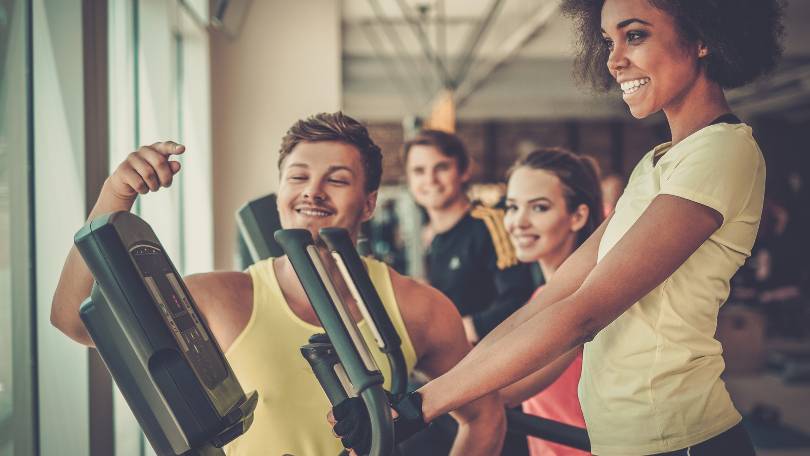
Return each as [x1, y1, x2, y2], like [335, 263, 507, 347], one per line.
[386, 266, 464, 357]
[387, 266, 471, 378]
[387, 267, 459, 318]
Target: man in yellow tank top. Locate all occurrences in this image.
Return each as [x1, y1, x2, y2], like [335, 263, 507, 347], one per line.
[50, 112, 506, 455]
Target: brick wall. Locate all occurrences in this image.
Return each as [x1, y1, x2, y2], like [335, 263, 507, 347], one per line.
[366, 118, 668, 185]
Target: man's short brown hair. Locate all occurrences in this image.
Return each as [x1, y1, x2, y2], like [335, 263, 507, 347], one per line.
[402, 129, 470, 174]
[278, 112, 383, 193]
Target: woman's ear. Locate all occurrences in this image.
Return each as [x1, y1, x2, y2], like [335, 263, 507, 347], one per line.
[570, 203, 590, 233]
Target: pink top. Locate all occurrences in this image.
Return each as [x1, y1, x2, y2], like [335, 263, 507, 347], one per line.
[522, 288, 589, 456]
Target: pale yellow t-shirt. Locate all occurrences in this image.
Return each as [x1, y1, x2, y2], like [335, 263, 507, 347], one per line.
[580, 122, 765, 455]
[224, 257, 418, 456]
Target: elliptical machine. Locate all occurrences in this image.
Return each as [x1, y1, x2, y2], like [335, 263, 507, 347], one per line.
[75, 212, 257, 456]
[273, 226, 590, 456]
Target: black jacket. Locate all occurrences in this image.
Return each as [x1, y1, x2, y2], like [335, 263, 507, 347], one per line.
[426, 205, 534, 337]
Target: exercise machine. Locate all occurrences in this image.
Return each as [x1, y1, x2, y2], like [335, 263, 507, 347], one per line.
[236, 193, 284, 262]
[275, 228, 396, 456]
[76, 212, 257, 456]
[274, 226, 590, 455]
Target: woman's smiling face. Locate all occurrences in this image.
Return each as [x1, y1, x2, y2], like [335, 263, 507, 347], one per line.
[601, 0, 706, 119]
[504, 167, 583, 264]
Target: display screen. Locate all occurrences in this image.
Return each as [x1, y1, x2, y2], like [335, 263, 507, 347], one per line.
[130, 243, 227, 389]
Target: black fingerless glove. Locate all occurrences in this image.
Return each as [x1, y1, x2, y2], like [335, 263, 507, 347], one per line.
[332, 391, 427, 455]
[390, 390, 427, 442]
[332, 396, 373, 455]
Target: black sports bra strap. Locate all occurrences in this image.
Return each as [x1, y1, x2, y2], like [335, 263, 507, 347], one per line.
[709, 113, 742, 126]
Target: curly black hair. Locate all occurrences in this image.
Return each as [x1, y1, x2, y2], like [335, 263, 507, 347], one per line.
[561, 0, 785, 92]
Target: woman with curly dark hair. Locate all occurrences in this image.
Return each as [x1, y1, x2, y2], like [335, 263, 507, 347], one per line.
[332, 0, 784, 454]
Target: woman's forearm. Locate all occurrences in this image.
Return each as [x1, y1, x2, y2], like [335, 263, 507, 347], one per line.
[465, 217, 606, 354]
[419, 291, 593, 422]
[448, 397, 506, 456]
[419, 197, 719, 422]
[419, 225, 603, 418]
[499, 348, 580, 408]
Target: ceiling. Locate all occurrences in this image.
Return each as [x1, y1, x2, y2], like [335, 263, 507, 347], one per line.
[340, 0, 810, 122]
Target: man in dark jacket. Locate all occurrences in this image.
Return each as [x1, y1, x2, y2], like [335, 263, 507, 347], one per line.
[404, 129, 534, 343]
[403, 129, 534, 456]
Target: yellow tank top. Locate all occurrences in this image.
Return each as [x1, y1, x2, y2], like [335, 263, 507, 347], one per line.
[224, 257, 418, 456]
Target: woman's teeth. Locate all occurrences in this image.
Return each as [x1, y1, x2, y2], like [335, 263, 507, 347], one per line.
[621, 78, 650, 94]
[513, 235, 539, 246]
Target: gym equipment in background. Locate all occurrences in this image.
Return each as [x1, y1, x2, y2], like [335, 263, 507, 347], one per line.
[236, 193, 284, 263]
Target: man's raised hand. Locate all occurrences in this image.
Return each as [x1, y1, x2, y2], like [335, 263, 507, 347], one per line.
[107, 141, 185, 201]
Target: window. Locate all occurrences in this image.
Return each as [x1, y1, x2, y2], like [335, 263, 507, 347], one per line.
[0, 0, 35, 454]
[109, 0, 213, 276]
[108, 1, 213, 453]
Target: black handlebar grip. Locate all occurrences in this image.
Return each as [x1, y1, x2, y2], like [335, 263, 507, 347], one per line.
[301, 341, 351, 406]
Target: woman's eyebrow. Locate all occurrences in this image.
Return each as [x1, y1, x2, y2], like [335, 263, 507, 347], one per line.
[601, 17, 652, 33]
[506, 196, 552, 204]
[527, 196, 552, 204]
[618, 17, 652, 28]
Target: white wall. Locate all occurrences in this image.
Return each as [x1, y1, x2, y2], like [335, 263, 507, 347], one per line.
[210, 0, 342, 269]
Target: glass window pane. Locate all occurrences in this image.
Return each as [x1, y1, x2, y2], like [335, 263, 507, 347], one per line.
[0, 0, 34, 454]
[107, 1, 214, 453]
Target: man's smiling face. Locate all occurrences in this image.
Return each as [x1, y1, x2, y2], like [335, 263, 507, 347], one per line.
[276, 141, 377, 242]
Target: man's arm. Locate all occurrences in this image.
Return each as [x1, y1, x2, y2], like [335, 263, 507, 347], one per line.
[184, 271, 253, 353]
[461, 207, 534, 342]
[467, 261, 534, 341]
[51, 142, 185, 345]
[392, 272, 506, 456]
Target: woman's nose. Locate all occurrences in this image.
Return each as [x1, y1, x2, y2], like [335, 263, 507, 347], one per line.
[606, 45, 628, 75]
[513, 206, 531, 228]
[518, 209, 532, 227]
